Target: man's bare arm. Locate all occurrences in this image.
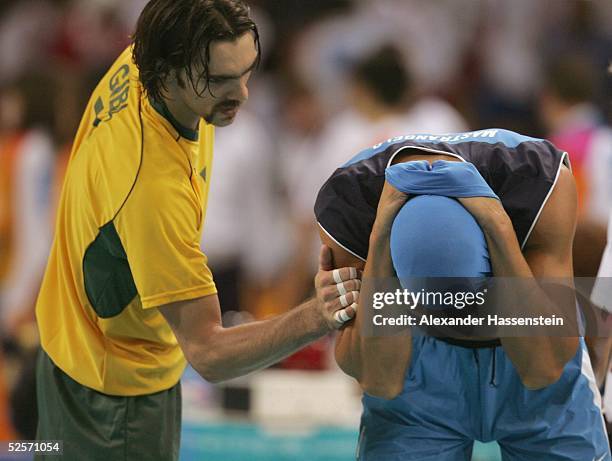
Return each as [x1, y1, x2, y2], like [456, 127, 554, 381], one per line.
[160, 295, 322, 383]
[459, 166, 579, 389]
[319, 231, 365, 381]
[160, 247, 359, 383]
[327, 182, 413, 399]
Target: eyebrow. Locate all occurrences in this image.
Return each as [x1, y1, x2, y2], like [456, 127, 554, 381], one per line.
[208, 57, 258, 81]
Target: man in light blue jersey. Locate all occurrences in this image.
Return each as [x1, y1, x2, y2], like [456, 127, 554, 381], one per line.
[316, 131, 610, 460]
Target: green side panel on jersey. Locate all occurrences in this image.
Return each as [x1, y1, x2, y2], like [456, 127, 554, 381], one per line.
[83, 221, 137, 318]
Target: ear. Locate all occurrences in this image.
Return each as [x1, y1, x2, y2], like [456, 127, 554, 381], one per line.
[172, 68, 187, 89]
[318, 224, 366, 270]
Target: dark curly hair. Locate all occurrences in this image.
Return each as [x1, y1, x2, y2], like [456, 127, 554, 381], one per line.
[132, 0, 260, 102]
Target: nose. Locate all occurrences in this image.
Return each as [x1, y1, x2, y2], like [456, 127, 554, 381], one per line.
[238, 78, 249, 103]
[233, 76, 249, 103]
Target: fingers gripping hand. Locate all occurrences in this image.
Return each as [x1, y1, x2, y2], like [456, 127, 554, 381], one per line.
[315, 245, 361, 330]
[373, 181, 410, 234]
[456, 195, 509, 228]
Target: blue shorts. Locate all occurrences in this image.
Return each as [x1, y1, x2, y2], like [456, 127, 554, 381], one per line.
[357, 336, 610, 461]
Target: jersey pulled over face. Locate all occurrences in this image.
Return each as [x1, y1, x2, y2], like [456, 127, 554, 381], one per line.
[35, 47, 217, 396]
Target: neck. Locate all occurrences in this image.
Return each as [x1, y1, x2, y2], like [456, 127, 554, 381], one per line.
[162, 87, 200, 131]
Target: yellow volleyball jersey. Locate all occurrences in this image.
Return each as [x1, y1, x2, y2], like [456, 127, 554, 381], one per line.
[35, 47, 217, 396]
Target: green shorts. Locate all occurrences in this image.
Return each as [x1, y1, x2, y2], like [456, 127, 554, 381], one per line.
[35, 350, 181, 461]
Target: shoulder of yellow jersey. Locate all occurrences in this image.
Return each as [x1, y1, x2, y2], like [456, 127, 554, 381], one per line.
[66, 47, 144, 224]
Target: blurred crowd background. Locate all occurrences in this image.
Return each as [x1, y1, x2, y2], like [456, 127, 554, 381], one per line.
[0, 0, 611, 459]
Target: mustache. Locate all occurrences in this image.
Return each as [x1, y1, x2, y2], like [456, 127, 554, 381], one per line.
[215, 100, 241, 111]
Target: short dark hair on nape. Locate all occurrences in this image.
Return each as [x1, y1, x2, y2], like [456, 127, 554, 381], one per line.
[132, 0, 260, 102]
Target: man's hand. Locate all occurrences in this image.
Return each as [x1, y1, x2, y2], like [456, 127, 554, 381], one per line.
[372, 181, 410, 236]
[314, 245, 361, 330]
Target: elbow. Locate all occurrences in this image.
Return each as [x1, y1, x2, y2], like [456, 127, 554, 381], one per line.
[184, 344, 226, 384]
[519, 366, 564, 390]
[199, 367, 225, 385]
[513, 338, 578, 390]
[360, 379, 403, 400]
[335, 344, 357, 379]
[334, 331, 362, 380]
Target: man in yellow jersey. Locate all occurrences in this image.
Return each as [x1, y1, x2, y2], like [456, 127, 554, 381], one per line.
[34, 1, 360, 460]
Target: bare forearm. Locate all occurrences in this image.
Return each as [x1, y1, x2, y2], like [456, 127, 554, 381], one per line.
[481, 218, 578, 387]
[356, 231, 412, 398]
[191, 299, 327, 382]
[479, 216, 533, 277]
[334, 181, 414, 397]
